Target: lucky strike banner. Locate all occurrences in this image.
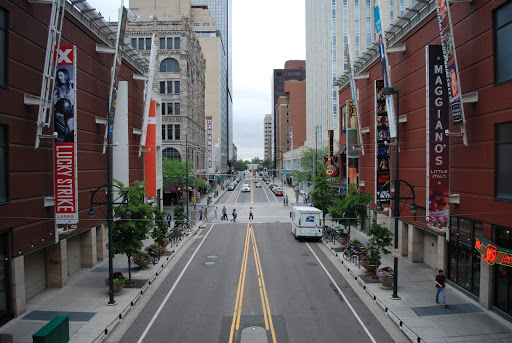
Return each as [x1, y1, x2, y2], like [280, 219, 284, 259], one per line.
[206, 116, 213, 169]
[53, 45, 78, 224]
[435, 0, 464, 125]
[426, 45, 450, 223]
[375, 80, 390, 204]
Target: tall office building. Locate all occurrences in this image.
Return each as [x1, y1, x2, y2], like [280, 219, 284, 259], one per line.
[305, 0, 410, 150]
[191, 0, 233, 167]
[264, 114, 272, 162]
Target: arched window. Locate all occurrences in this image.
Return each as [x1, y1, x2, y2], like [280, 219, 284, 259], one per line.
[162, 147, 181, 160]
[160, 58, 180, 73]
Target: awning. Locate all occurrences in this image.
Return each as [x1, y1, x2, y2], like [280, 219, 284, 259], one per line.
[336, 145, 347, 155]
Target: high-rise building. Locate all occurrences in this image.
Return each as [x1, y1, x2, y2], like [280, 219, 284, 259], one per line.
[191, 0, 233, 166]
[272, 61, 306, 170]
[263, 114, 272, 162]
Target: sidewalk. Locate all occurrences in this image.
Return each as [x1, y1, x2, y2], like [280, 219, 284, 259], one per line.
[322, 229, 512, 343]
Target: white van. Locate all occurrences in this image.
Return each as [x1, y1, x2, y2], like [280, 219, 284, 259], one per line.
[291, 206, 323, 240]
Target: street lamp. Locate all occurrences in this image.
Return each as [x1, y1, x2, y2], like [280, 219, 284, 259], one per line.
[88, 184, 131, 305]
[376, 86, 417, 300]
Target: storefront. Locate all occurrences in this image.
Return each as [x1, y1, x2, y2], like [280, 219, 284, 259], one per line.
[493, 225, 512, 316]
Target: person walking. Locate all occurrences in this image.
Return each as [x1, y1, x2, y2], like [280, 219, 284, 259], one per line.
[165, 213, 172, 227]
[214, 207, 218, 219]
[199, 207, 203, 221]
[249, 207, 253, 220]
[231, 209, 237, 222]
[204, 208, 208, 221]
[435, 269, 447, 308]
[222, 206, 227, 220]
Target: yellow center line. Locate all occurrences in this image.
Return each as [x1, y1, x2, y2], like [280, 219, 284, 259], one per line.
[251, 225, 269, 330]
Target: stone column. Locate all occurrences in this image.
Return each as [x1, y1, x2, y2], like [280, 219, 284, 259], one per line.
[10, 256, 26, 317]
[408, 224, 424, 263]
[81, 228, 97, 268]
[479, 260, 492, 310]
[96, 224, 108, 261]
[46, 239, 68, 288]
[437, 234, 447, 271]
[398, 220, 408, 257]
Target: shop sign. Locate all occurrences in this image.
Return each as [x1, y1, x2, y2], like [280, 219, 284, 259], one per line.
[206, 116, 213, 168]
[475, 236, 512, 267]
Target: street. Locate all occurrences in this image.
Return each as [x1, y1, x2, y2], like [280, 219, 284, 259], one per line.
[111, 178, 395, 343]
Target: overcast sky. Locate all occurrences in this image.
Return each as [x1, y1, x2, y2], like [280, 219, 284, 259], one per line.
[85, 0, 306, 161]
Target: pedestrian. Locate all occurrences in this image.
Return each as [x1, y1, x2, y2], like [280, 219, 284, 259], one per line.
[204, 208, 208, 221]
[249, 207, 253, 220]
[435, 269, 447, 308]
[222, 206, 227, 220]
[303, 194, 306, 203]
[165, 212, 172, 227]
[231, 209, 237, 222]
[214, 207, 218, 219]
[199, 207, 203, 221]
[285, 195, 289, 206]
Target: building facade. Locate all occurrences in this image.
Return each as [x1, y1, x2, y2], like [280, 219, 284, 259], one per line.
[0, 0, 147, 324]
[264, 114, 272, 162]
[337, 0, 512, 319]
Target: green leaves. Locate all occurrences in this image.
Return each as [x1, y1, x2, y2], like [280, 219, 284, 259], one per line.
[328, 183, 372, 229]
[310, 173, 336, 218]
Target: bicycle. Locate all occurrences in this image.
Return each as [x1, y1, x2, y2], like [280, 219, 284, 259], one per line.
[147, 246, 161, 265]
[343, 242, 366, 268]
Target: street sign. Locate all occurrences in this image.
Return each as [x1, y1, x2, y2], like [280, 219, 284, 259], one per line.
[279, 170, 292, 174]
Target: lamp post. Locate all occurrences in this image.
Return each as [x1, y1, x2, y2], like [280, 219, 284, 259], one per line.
[376, 86, 417, 299]
[88, 184, 131, 305]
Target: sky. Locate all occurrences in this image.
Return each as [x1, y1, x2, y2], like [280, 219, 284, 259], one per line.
[85, 0, 306, 161]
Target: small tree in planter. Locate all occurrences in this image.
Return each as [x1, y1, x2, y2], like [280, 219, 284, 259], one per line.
[173, 200, 188, 229]
[362, 219, 393, 272]
[151, 209, 169, 248]
[310, 174, 337, 224]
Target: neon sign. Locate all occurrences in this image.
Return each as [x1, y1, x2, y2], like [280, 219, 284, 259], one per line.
[475, 236, 512, 267]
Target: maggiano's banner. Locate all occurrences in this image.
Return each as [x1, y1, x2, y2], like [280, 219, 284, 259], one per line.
[475, 236, 512, 267]
[53, 45, 78, 224]
[426, 45, 450, 223]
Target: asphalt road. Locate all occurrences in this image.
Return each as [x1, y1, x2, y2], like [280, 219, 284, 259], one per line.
[114, 180, 395, 343]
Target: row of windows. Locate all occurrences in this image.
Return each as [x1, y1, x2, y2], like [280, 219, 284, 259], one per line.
[162, 124, 181, 141]
[131, 37, 180, 50]
[159, 81, 181, 94]
[193, 22, 210, 26]
[161, 102, 180, 115]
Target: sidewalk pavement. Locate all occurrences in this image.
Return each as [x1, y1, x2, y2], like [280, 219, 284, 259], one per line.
[321, 229, 512, 343]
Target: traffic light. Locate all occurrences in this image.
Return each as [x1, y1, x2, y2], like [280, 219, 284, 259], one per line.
[264, 168, 267, 174]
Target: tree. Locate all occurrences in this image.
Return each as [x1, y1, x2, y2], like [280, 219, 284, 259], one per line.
[294, 147, 328, 182]
[162, 157, 207, 188]
[262, 159, 271, 168]
[363, 219, 393, 266]
[173, 200, 188, 227]
[111, 180, 154, 284]
[151, 209, 169, 247]
[251, 157, 263, 165]
[309, 173, 336, 222]
[328, 183, 372, 233]
[235, 159, 247, 171]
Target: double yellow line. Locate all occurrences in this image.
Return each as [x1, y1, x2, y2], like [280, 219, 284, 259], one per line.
[229, 223, 276, 343]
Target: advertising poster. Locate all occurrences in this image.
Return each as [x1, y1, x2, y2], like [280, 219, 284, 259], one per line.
[374, 2, 396, 137]
[435, 0, 464, 125]
[375, 80, 391, 204]
[53, 45, 78, 224]
[426, 45, 450, 223]
[206, 116, 213, 169]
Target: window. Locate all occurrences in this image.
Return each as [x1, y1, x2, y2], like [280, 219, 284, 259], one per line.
[145, 38, 151, 50]
[162, 147, 181, 160]
[161, 125, 166, 140]
[495, 2, 512, 84]
[167, 102, 173, 115]
[161, 104, 165, 115]
[159, 37, 165, 49]
[174, 103, 180, 115]
[174, 37, 180, 49]
[0, 8, 6, 87]
[159, 81, 165, 94]
[496, 122, 512, 200]
[203, 23, 209, 26]
[0, 125, 6, 202]
[174, 81, 180, 94]
[167, 81, 173, 94]
[175, 125, 180, 140]
[160, 58, 180, 72]
[138, 38, 144, 50]
[167, 125, 173, 140]
[131, 38, 137, 49]
[167, 37, 172, 49]
[194, 22, 200, 26]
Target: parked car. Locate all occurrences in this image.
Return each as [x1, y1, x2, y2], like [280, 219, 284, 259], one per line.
[228, 183, 235, 191]
[275, 189, 284, 196]
[242, 184, 250, 192]
[272, 187, 281, 194]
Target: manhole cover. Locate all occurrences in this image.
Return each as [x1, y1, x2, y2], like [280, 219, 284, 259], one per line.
[207, 255, 218, 258]
[204, 261, 216, 265]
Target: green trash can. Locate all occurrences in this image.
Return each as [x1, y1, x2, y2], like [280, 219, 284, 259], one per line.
[32, 315, 69, 343]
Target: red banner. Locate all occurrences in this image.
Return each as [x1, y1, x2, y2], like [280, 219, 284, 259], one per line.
[145, 100, 156, 198]
[54, 45, 78, 224]
[426, 45, 450, 223]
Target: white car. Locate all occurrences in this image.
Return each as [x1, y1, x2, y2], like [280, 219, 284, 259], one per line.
[242, 184, 250, 192]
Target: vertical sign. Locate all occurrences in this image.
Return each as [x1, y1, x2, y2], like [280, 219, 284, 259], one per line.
[375, 80, 391, 204]
[53, 45, 78, 224]
[374, 1, 396, 137]
[426, 45, 450, 223]
[346, 100, 359, 184]
[435, 0, 464, 125]
[107, 6, 128, 135]
[345, 41, 363, 155]
[206, 116, 213, 169]
[145, 100, 157, 198]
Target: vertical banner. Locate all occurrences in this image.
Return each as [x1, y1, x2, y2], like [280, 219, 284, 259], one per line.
[426, 45, 450, 223]
[374, 2, 396, 137]
[53, 45, 78, 224]
[435, 0, 464, 125]
[346, 100, 359, 184]
[206, 116, 213, 169]
[375, 80, 391, 204]
[107, 6, 128, 135]
[345, 42, 363, 155]
[144, 100, 157, 198]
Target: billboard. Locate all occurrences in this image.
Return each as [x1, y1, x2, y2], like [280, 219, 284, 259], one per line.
[375, 80, 391, 204]
[426, 45, 450, 223]
[53, 45, 78, 224]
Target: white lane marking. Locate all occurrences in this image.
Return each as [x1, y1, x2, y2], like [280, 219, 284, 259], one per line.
[305, 242, 378, 343]
[137, 224, 216, 343]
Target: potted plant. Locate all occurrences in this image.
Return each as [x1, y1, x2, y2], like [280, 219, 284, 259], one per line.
[377, 267, 394, 289]
[132, 251, 152, 268]
[362, 219, 393, 273]
[145, 243, 165, 256]
[105, 272, 127, 294]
